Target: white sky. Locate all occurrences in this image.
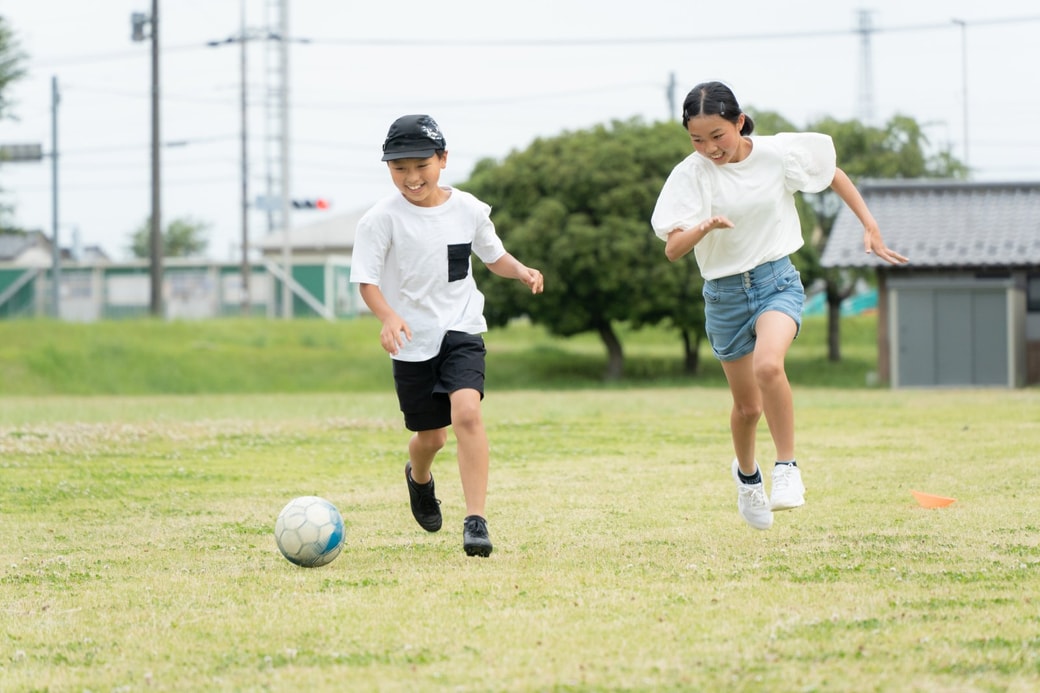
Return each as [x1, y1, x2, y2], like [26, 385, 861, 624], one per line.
[1, 0, 1038, 261]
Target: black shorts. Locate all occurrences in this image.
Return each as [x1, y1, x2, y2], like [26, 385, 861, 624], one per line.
[392, 331, 486, 432]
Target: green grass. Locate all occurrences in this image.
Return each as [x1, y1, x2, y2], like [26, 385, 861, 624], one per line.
[2, 387, 1039, 691]
[1, 316, 1038, 690]
[0, 313, 879, 395]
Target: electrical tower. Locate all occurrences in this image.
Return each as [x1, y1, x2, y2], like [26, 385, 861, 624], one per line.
[856, 8, 876, 126]
[263, 0, 287, 239]
[263, 0, 294, 317]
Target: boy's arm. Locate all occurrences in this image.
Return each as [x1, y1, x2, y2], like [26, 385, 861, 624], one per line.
[358, 283, 411, 355]
[485, 253, 544, 294]
[831, 168, 908, 265]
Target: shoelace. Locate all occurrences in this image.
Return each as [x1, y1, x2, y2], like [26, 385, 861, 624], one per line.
[464, 518, 487, 538]
[738, 484, 769, 508]
[772, 467, 793, 492]
[417, 491, 441, 514]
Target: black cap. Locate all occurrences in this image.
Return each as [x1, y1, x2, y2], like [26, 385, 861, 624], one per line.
[381, 114, 446, 161]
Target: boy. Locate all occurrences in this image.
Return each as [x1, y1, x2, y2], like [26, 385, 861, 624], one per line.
[350, 114, 543, 556]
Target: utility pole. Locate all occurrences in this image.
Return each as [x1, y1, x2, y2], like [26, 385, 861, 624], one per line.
[132, 3, 163, 317]
[50, 76, 60, 318]
[239, 0, 250, 313]
[208, 0, 255, 314]
[667, 71, 676, 120]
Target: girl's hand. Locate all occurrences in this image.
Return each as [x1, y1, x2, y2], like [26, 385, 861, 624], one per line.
[863, 225, 908, 265]
[703, 215, 735, 232]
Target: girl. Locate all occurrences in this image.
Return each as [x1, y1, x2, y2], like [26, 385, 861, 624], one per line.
[651, 81, 907, 529]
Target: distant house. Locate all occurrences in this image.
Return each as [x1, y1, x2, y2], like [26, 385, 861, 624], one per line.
[0, 230, 54, 266]
[253, 208, 363, 263]
[0, 230, 110, 266]
[821, 180, 1040, 387]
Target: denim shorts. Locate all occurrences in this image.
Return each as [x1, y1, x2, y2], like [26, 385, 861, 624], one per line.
[392, 331, 486, 432]
[702, 257, 805, 362]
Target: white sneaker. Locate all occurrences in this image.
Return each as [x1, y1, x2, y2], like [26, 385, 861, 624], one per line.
[770, 463, 806, 511]
[731, 459, 773, 530]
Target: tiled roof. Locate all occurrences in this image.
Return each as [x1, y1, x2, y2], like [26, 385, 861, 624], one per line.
[820, 180, 1040, 268]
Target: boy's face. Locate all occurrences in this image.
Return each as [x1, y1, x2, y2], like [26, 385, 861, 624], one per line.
[387, 152, 448, 207]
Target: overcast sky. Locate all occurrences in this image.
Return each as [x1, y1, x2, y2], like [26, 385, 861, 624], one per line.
[1, 1, 1038, 261]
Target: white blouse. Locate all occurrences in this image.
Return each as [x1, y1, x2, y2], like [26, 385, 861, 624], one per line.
[651, 132, 836, 280]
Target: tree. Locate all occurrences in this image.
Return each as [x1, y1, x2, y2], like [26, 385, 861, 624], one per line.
[463, 118, 702, 380]
[0, 15, 29, 233]
[0, 16, 26, 121]
[128, 216, 211, 259]
[797, 115, 967, 360]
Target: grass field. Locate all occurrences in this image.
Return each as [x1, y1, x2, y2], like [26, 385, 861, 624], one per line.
[2, 394, 1039, 691]
[0, 313, 879, 395]
[1, 317, 1039, 691]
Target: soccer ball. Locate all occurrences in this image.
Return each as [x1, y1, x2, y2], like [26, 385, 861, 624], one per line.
[274, 496, 346, 568]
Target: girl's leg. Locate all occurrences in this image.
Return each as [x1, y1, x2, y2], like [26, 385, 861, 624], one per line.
[408, 428, 447, 484]
[448, 388, 489, 518]
[720, 354, 762, 475]
[751, 310, 798, 462]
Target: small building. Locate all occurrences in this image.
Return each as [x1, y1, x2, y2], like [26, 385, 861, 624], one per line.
[0, 230, 55, 267]
[254, 208, 366, 319]
[822, 180, 1040, 388]
[0, 210, 369, 321]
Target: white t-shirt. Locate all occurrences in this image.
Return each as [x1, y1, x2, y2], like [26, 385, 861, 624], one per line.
[651, 132, 836, 280]
[350, 187, 507, 361]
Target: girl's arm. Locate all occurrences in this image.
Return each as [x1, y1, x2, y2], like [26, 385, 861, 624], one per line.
[831, 168, 909, 265]
[664, 215, 733, 262]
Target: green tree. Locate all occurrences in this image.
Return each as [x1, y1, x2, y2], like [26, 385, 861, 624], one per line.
[464, 118, 701, 380]
[128, 216, 211, 259]
[0, 15, 29, 233]
[0, 16, 26, 121]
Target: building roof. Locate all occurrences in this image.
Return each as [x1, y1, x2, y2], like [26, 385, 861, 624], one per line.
[821, 180, 1040, 269]
[0, 231, 51, 263]
[254, 208, 365, 254]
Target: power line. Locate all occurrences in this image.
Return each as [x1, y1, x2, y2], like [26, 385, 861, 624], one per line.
[20, 15, 1040, 68]
[305, 15, 1040, 47]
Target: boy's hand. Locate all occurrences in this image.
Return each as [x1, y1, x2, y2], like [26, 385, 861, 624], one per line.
[380, 316, 412, 355]
[520, 267, 544, 294]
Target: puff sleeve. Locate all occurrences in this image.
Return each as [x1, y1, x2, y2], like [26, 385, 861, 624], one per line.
[651, 156, 713, 242]
[777, 132, 836, 194]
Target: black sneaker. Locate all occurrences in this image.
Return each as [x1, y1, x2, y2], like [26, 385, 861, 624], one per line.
[405, 462, 442, 532]
[462, 515, 493, 557]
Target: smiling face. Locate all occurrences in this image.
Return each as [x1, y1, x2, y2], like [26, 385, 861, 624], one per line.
[387, 152, 449, 207]
[686, 113, 750, 165]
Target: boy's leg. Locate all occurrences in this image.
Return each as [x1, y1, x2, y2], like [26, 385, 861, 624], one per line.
[408, 428, 447, 484]
[405, 429, 446, 533]
[451, 387, 493, 557]
[448, 388, 488, 518]
[393, 357, 450, 533]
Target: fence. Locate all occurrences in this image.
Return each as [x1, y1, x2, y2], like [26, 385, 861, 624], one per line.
[0, 257, 361, 321]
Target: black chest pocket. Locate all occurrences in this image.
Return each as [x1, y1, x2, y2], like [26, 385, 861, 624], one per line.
[447, 243, 472, 282]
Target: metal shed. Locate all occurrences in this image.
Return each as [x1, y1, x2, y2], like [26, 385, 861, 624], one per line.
[821, 180, 1040, 388]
